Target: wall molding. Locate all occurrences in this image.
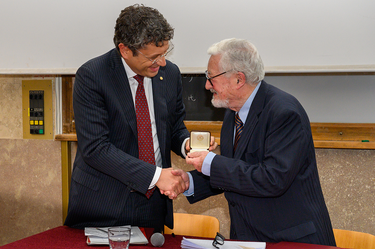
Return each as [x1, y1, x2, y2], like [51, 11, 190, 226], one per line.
[55, 122, 375, 149]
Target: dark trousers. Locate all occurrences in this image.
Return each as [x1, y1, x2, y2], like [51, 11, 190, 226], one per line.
[115, 189, 167, 232]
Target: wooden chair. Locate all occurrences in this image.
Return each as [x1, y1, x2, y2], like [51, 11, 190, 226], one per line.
[164, 213, 220, 238]
[333, 228, 375, 249]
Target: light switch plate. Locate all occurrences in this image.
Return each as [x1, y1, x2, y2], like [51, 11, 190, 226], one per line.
[22, 80, 53, 140]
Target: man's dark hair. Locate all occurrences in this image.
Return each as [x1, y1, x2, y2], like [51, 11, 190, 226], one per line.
[113, 4, 174, 55]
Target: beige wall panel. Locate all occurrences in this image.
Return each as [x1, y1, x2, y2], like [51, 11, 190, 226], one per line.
[0, 76, 22, 139]
[0, 139, 62, 245]
[316, 149, 375, 235]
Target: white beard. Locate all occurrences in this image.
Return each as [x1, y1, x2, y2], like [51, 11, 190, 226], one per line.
[210, 89, 229, 108]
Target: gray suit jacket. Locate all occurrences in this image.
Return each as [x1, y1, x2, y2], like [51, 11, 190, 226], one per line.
[64, 49, 189, 229]
[188, 81, 336, 246]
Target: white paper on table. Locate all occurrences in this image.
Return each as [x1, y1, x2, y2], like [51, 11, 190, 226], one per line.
[85, 226, 148, 245]
[181, 237, 266, 249]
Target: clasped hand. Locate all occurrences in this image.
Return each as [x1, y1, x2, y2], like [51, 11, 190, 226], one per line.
[157, 168, 189, 199]
[158, 136, 217, 199]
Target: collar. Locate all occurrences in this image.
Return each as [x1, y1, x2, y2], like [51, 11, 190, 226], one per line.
[121, 57, 151, 88]
[121, 58, 137, 80]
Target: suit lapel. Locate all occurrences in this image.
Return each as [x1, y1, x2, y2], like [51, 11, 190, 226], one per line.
[110, 49, 138, 136]
[221, 110, 235, 158]
[233, 111, 258, 158]
[152, 69, 167, 162]
[233, 81, 268, 158]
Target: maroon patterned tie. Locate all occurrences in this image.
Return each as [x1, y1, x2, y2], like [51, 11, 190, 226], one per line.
[233, 113, 243, 152]
[134, 75, 155, 199]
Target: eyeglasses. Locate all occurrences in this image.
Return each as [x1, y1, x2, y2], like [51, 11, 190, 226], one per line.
[136, 43, 174, 64]
[205, 70, 231, 86]
[212, 232, 225, 249]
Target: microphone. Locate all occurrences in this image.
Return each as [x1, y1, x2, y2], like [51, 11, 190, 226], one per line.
[150, 232, 165, 247]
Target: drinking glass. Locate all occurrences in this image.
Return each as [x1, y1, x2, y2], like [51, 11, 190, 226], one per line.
[108, 226, 131, 249]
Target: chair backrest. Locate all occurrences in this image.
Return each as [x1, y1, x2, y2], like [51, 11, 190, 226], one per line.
[164, 213, 220, 238]
[333, 228, 375, 249]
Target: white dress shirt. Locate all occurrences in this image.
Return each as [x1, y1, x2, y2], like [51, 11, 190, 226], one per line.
[122, 58, 162, 189]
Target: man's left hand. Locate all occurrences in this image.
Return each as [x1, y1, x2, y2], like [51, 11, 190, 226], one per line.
[186, 150, 209, 172]
[209, 136, 218, 151]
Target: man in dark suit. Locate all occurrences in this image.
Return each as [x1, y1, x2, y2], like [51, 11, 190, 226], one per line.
[64, 4, 191, 231]
[182, 38, 336, 245]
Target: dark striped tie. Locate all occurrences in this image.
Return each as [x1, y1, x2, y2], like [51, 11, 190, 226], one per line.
[233, 113, 243, 152]
[134, 75, 155, 199]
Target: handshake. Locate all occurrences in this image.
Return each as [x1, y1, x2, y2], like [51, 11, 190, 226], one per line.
[156, 136, 217, 199]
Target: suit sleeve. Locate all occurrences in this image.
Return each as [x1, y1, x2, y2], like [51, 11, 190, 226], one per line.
[210, 109, 311, 197]
[186, 170, 223, 204]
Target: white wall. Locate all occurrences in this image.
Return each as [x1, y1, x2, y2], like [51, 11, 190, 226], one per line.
[1, 0, 374, 72]
[264, 74, 375, 123]
[1, 0, 374, 122]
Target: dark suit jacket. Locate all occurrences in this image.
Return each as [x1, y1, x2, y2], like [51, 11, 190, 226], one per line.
[188, 81, 336, 246]
[64, 49, 189, 229]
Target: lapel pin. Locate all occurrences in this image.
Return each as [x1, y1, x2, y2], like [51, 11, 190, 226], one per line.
[160, 76, 163, 81]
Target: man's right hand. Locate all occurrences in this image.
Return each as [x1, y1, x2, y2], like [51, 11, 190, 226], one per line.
[156, 168, 188, 199]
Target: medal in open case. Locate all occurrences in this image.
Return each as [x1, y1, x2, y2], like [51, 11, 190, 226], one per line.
[190, 131, 210, 153]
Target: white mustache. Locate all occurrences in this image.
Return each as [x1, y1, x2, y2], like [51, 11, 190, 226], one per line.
[210, 88, 217, 94]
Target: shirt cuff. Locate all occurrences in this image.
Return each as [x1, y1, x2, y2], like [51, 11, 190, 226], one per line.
[183, 172, 195, 196]
[181, 137, 190, 158]
[149, 166, 162, 189]
[201, 152, 216, 176]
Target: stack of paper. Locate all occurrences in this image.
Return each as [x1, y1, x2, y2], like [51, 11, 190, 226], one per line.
[85, 226, 148, 245]
[181, 237, 266, 249]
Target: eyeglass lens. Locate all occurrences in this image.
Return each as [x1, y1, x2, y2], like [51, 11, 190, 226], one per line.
[212, 232, 225, 248]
